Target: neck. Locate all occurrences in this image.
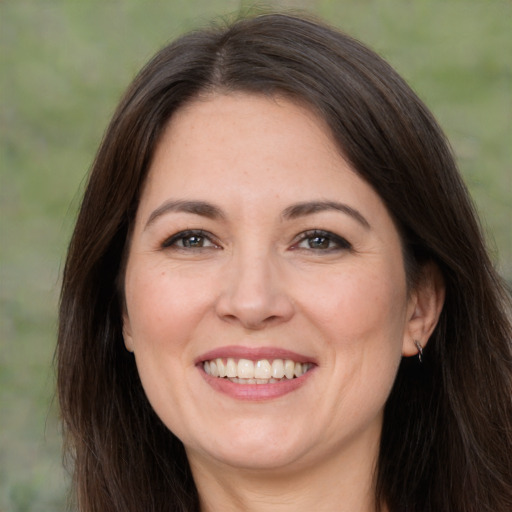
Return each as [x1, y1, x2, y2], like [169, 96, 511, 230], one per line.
[188, 431, 384, 512]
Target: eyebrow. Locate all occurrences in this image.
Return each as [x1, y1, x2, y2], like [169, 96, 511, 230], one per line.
[144, 200, 225, 229]
[282, 201, 371, 229]
[144, 199, 370, 230]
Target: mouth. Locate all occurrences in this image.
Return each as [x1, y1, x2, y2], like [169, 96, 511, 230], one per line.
[196, 346, 316, 399]
[202, 357, 313, 384]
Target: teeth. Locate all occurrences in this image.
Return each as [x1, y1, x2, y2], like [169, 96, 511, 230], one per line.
[284, 359, 295, 379]
[203, 357, 311, 382]
[226, 358, 237, 378]
[271, 359, 284, 379]
[238, 359, 254, 379]
[217, 358, 226, 378]
[254, 359, 272, 379]
[228, 377, 282, 384]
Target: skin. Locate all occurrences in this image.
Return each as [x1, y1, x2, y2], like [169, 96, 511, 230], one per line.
[122, 93, 444, 511]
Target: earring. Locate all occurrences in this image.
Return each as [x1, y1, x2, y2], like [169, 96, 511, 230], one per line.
[414, 340, 423, 363]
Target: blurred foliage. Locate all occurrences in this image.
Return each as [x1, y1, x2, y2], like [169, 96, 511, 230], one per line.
[1, 0, 510, 510]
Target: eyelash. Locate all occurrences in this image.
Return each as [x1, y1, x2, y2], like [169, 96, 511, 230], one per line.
[291, 230, 352, 252]
[161, 229, 351, 252]
[161, 229, 220, 250]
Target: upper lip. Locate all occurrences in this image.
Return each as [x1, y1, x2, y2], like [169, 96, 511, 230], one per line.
[195, 345, 316, 365]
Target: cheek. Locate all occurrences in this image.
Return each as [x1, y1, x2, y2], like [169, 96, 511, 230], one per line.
[311, 263, 406, 399]
[124, 264, 214, 356]
[303, 261, 408, 344]
[324, 268, 407, 412]
[123, 265, 212, 429]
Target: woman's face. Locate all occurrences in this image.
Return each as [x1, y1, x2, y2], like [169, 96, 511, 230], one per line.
[123, 93, 420, 475]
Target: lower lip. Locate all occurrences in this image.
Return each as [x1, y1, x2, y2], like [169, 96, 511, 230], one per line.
[199, 366, 315, 401]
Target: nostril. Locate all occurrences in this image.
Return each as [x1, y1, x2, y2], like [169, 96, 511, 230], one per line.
[219, 310, 285, 330]
[214, 264, 295, 328]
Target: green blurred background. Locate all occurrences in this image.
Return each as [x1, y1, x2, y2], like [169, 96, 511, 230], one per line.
[1, 0, 510, 510]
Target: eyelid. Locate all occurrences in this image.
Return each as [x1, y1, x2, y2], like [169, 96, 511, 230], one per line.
[290, 229, 352, 251]
[160, 228, 350, 252]
[161, 229, 221, 249]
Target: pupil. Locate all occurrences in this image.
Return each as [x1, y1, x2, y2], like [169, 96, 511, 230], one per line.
[184, 236, 203, 247]
[309, 236, 329, 249]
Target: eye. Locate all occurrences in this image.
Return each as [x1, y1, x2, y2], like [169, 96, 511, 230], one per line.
[162, 230, 220, 250]
[292, 230, 351, 251]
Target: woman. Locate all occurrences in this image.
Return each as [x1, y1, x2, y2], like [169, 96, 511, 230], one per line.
[57, 13, 512, 512]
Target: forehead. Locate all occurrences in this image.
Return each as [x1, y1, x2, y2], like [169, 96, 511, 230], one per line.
[142, 93, 362, 202]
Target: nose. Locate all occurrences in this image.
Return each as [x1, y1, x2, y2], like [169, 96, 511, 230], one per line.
[215, 250, 295, 330]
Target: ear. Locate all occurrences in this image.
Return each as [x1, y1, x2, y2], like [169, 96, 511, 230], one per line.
[122, 311, 135, 352]
[402, 262, 445, 357]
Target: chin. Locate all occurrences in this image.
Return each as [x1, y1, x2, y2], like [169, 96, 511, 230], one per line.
[184, 420, 314, 472]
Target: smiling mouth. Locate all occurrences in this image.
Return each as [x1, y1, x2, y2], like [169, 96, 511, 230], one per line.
[203, 358, 313, 384]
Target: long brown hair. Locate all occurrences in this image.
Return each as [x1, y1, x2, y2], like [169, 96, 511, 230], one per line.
[58, 13, 512, 511]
